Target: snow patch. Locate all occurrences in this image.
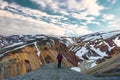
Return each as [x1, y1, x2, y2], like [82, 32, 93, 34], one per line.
[76, 46, 88, 59]
[114, 36, 120, 47]
[65, 38, 74, 44]
[90, 62, 97, 68]
[71, 67, 81, 72]
[35, 35, 47, 39]
[87, 60, 97, 68]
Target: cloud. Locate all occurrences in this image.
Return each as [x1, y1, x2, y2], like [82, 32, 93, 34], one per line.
[31, 0, 47, 8]
[75, 26, 92, 35]
[0, 6, 65, 36]
[72, 12, 88, 20]
[103, 14, 115, 20]
[98, 17, 120, 32]
[107, 0, 116, 4]
[59, 10, 69, 15]
[67, 0, 104, 16]
[1, 0, 119, 37]
[107, 18, 120, 30]
[61, 24, 92, 36]
[30, 0, 59, 10]
[87, 21, 100, 25]
[72, 13, 101, 25]
[0, 0, 94, 36]
[67, 0, 82, 10]
[30, 0, 104, 16]
[0, 0, 8, 9]
[101, 14, 118, 31]
[81, 0, 104, 16]
[0, 12, 91, 37]
[0, 15, 64, 36]
[0, 2, 66, 24]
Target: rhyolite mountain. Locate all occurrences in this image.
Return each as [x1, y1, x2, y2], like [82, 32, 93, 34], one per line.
[0, 30, 120, 79]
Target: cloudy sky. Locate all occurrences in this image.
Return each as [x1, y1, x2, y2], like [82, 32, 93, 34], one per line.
[0, 0, 120, 36]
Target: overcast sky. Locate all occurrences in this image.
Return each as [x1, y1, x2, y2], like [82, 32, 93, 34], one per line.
[0, 0, 120, 36]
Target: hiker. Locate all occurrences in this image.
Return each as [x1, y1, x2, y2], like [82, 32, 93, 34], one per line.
[57, 53, 63, 68]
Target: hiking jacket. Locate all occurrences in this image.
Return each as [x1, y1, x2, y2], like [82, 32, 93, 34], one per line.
[57, 53, 63, 60]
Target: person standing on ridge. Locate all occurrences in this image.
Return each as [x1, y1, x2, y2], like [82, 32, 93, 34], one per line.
[57, 53, 63, 68]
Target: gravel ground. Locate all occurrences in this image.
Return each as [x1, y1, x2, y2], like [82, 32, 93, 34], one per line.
[101, 77, 120, 80]
[4, 63, 120, 80]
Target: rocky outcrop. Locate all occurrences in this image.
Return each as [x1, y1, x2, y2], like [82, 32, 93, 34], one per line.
[109, 47, 120, 56]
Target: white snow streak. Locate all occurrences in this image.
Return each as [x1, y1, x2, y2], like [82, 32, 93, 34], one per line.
[5, 42, 23, 48]
[0, 43, 27, 57]
[91, 45, 107, 57]
[76, 46, 88, 59]
[114, 36, 120, 47]
[34, 42, 40, 56]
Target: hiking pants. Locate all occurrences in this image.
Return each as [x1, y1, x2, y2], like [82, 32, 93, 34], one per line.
[58, 60, 62, 68]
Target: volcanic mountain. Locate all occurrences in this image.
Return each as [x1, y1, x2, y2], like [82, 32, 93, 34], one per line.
[0, 30, 120, 79]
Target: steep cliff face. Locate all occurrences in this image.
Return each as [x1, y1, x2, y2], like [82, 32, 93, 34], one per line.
[0, 44, 40, 79]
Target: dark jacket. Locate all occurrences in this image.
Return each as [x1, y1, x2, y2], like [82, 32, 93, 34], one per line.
[57, 53, 63, 60]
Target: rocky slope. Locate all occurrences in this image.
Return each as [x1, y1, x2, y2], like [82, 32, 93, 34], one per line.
[84, 49, 120, 76]
[67, 31, 120, 70]
[7, 63, 102, 80]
